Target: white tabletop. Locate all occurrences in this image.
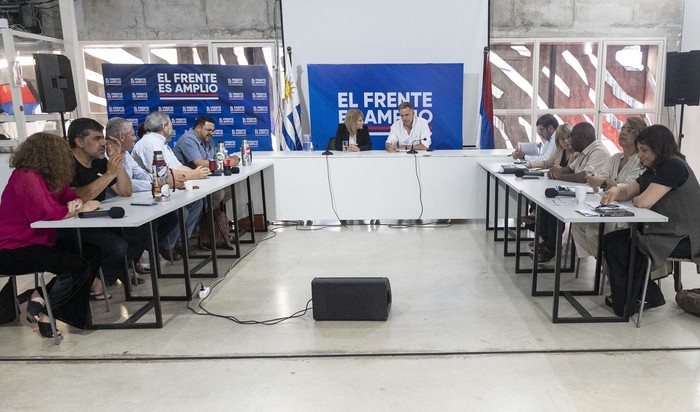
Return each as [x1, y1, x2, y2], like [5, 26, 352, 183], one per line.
[32, 160, 273, 229]
[478, 159, 667, 224]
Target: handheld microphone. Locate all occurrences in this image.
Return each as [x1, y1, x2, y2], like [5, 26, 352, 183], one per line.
[407, 138, 427, 154]
[514, 169, 545, 178]
[78, 206, 125, 219]
[544, 188, 575, 198]
[322, 137, 334, 156]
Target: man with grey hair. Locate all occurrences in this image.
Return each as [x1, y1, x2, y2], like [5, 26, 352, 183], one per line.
[385, 101, 432, 152]
[132, 112, 208, 261]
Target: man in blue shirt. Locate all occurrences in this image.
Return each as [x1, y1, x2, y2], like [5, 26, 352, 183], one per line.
[174, 115, 239, 206]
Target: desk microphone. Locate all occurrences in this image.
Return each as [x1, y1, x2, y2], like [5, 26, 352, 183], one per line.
[514, 169, 545, 177]
[407, 138, 427, 154]
[544, 188, 575, 198]
[78, 206, 125, 219]
[322, 138, 334, 156]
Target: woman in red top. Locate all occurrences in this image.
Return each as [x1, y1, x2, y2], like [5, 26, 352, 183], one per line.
[0, 133, 102, 338]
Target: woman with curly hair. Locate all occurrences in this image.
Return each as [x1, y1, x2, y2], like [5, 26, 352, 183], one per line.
[0, 133, 103, 339]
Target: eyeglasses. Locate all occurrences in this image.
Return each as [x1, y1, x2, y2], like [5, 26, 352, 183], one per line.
[619, 126, 636, 134]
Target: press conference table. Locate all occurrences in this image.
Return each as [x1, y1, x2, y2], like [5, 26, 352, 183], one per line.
[31, 160, 273, 329]
[257, 149, 510, 220]
[478, 160, 668, 323]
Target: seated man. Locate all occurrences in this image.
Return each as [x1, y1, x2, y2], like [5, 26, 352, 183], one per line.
[512, 114, 558, 163]
[65, 118, 136, 294]
[534, 122, 610, 263]
[105, 117, 179, 275]
[174, 115, 240, 207]
[385, 102, 431, 152]
[132, 111, 209, 261]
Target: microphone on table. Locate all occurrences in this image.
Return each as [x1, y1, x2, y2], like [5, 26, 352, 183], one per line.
[322, 137, 334, 156]
[78, 206, 125, 219]
[407, 138, 427, 154]
[544, 187, 575, 198]
[514, 169, 545, 178]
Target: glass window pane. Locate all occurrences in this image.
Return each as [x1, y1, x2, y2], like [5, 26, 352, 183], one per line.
[490, 44, 534, 110]
[539, 42, 598, 109]
[83, 46, 144, 115]
[603, 44, 659, 110]
[149, 45, 209, 65]
[494, 114, 533, 149]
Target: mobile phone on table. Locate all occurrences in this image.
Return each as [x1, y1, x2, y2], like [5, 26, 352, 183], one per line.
[131, 201, 157, 206]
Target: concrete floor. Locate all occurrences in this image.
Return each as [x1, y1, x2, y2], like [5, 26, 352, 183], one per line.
[2, 221, 700, 411]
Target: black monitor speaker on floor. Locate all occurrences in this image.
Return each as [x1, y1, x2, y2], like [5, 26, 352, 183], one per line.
[664, 51, 700, 107]
[312, 277, 391, 321]
[33, 53, 77, 113]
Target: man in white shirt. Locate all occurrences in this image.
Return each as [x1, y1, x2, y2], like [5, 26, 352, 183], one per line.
[385, 102, 432, 151]
[132, 112, 208, 261]
[512, 114, 558, 162]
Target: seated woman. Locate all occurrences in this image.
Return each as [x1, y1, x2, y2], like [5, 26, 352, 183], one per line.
[526, 123, 575, 170]
[571, 117, 646, 259]
[527, 124, 575, 256]
[334, 109, 372, 152]
[0, 133, 103, 338]
[602, 125, 700, 316]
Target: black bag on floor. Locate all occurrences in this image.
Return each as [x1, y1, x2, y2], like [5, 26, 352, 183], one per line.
[675, 289, 700, 316]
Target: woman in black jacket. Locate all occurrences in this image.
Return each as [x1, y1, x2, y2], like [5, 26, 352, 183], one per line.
[334, 109, 372, 151]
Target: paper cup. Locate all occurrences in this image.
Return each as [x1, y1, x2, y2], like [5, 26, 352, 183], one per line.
[575, 186, 587, 205]
[184, 180, 194, 191]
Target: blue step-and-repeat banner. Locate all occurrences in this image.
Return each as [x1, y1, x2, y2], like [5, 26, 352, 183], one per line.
[102, 64, 273, 152]
[308, 63, 463, 150]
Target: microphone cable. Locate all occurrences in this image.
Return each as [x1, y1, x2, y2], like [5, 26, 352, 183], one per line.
[323, 152, 345, 223]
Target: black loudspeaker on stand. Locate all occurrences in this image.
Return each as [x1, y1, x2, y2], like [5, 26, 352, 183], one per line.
[33, 53, 77, 139]
[311, 277, 391, 321]
[664, 50, 700, 151]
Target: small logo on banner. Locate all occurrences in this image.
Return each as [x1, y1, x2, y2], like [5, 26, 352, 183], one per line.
[107, 92, 123, 100]
[134, 106, 150, 114]
[127, 118, 139, 126]
[242, 117, 257, 125]
[251, 78, 267, 86]
[105, 78, 122, 86]
[218, 117, 235, 126]
[158, 106, 175, 114]
[230, 105, 245, 113]
[253, 105, 268, 113]
[228, 78, 243, 86]
[232, 129, 247, 136]
[213, 129, 223, 137]
[247, 139, 260, 147]
[254, 129, 269, 136]
[206, 106, 222, 114]
[252, 92, 267, 100]
[182, 106, 199, 114]
[130, 78, 147, 86]
[172, 118, 188, 126]
[228, 92, 244, 100]
[132, 92, 149, 100]
[108, 106, 125, 114]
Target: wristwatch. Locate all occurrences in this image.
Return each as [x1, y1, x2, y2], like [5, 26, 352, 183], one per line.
[600, 180, 608, 190]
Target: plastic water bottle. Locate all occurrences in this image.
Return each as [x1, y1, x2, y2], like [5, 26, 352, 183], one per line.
[216, 141, 226, 170]
[151, 150, 169, 201]
[241, 138, 252, 166]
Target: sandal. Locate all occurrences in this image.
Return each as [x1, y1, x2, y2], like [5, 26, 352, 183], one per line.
[37, 321, 63, 339]
[89, 292, 112, 301]
[26, 299, 44, 323]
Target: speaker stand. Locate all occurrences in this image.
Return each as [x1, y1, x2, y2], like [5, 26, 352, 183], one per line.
[678, 103, 686, 152]
[59, 112, 67, 140]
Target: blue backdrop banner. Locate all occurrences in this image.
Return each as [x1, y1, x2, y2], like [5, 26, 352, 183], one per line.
[308, 63, 463, 150]
[102, 64, 273, 152]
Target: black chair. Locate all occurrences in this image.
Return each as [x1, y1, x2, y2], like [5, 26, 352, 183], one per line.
[327, 137, 336, 151]
[0, 272, 61, 344]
